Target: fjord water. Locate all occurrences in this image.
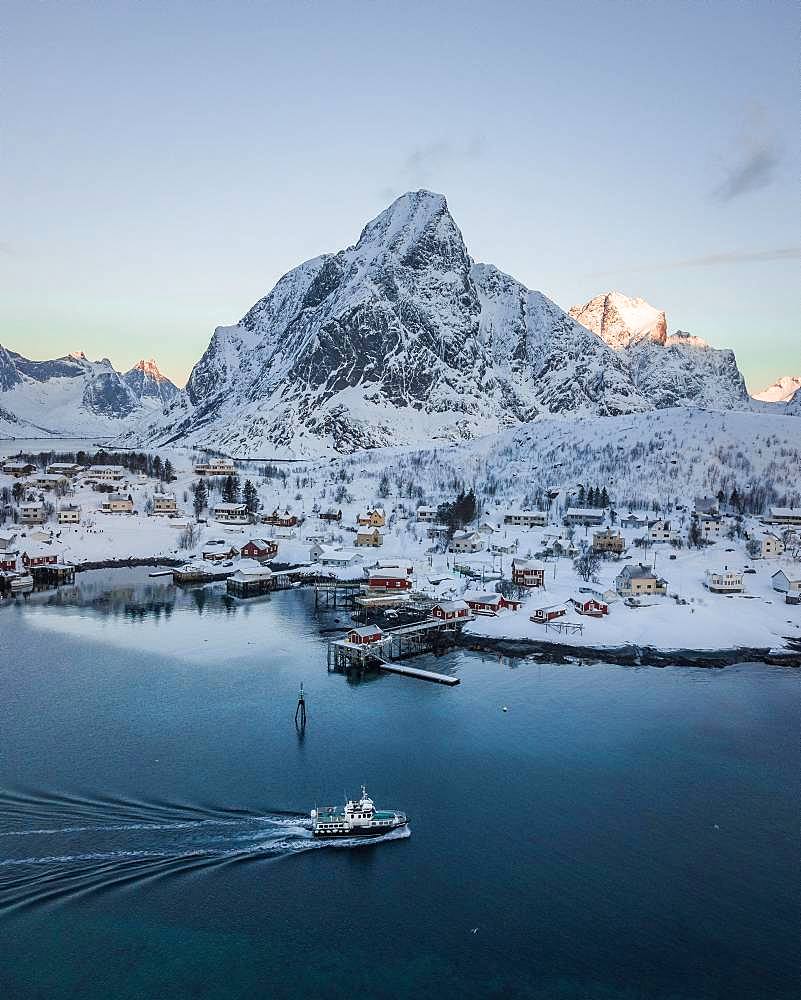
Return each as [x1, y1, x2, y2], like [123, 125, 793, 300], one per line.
[0, 571, 797, 1000]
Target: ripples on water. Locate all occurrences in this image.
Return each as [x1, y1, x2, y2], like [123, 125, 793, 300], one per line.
[0, 788, 409, 914]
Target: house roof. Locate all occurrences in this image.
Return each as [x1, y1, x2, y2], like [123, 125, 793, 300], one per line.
[463, 590, 502, 605]
[245, 538, 273, 549]
[350, 625, 384, 637]
[769, 507, 801, 517]
[369, 566, 408, 579]
[512, 558, 545, 570]
[214, 503, 246, 511]
[434, 600, 469, 612]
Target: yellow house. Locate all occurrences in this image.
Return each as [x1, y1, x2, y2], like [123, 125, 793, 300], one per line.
[356, 507, 386, 528]
[355, 527, 384, 547]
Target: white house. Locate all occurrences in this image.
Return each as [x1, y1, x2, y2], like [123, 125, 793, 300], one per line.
[648, 519, 673, 543]
[309, 543, 362, 567]
[416, 505, 438, 523]
[194, 458, 236, 476]
[448, 530, 483, 554]
[152, 494, 178, 515]
[771, 570, 801, 594]
[87, 465, 126, 482]
[213, 502, 250, 524]
[503, 510, 548, 528]
[699, 515, 724, 538]
[563, 508, 604, 527]
[704, 568, 744, 593]
[57, 503, 81, 524]
[760, 532, 784, 558]
[101, 493, 134, 513]
[768, 507, 801, 526]
[19, 501, 46, 525]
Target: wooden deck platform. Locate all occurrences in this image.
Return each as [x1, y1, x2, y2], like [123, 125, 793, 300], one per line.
[376, 661, 460, 685]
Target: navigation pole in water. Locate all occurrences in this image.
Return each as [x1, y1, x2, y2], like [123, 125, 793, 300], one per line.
[295, 682, 307, 728]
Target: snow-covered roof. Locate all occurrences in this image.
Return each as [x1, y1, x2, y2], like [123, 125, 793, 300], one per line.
[770, 507, 801, 517]
[214, 503, 247, 511]
[88, 464, 125, 472]
[349, 625, 384, 638]
[106, 492, 132, 502]
[565, 507, 605, 517]
[463, 590, 502, 605]
[512, 558, 545, 570]
[434, 599, 469, 612]
[369, 566, 409, 579]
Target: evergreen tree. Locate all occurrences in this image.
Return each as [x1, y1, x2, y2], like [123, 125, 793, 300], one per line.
[600, 487, 609, 508]
[163, 459, 174, 482]
[153, 456, 163, 480]
[577, 484, 586, 506]
[222, 474, 240, 503]
[193, 479, 207, 520]
[243, 479, 259, 514]
[730, 487, 740, 512]
[587, 487, 596, 507]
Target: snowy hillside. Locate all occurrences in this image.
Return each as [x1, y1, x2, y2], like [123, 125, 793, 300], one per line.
[753, 375, 801, 403]
[129, 190, 764, 460]
[570, 291, 750, 409]
[0, 347, 181, 439]
[311, 407, 801, 512]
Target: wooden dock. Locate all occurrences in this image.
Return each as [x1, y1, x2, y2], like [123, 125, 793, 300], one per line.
[376, 661, 459, 685]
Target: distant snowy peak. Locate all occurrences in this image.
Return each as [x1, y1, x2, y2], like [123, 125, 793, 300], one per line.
[124, 358, 181, 406]
[0, 345, 179, 438]
[569, 291, 667, 349]
[569, 292, 749, 410]
[753, 374, 801, 403]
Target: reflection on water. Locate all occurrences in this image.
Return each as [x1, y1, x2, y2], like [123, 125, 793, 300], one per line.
[3, 567, 311, 663]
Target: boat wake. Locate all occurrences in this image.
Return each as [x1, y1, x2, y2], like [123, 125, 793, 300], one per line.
[0, 787, 409, 914]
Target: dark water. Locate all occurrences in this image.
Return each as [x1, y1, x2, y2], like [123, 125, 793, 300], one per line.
[0, 570, 798, 1000]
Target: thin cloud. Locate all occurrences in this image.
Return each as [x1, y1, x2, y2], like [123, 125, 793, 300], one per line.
[380, 138, 484, 200]
[585, 247, 800, 277]
[713, 144, 781, 201]
[711, 105, 782, 202]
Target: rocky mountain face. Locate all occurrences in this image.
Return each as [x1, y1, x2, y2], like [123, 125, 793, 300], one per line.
[123, 358, 181, 407]
[569, 291, 750, 409]
[786, 388, 801, 415]
[141, 191, 662, 458]
[753, 375, 801, 404]
[0, 346, 180, 437]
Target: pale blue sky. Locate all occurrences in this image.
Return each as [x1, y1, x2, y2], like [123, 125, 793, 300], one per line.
[2, 0, 797, 390]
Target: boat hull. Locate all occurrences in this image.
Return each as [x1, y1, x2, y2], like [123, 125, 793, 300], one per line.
[312, 821, 407, 839]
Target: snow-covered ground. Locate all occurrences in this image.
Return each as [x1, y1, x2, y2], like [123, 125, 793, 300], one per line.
[2, 407, 799, 655]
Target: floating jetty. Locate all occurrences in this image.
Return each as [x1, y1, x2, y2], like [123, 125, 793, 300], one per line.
[377, 662, 459, 685]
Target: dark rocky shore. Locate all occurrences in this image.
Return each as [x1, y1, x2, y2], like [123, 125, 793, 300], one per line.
[458, 633, 801, 668]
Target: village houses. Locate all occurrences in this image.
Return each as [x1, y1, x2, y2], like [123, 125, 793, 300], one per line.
[32, 473, 69, 491]
[309, 543, 362, 567]
[504, 510, 548, 528]
[213, 502, 250, 524]
[699, 514, 724, 539]
[463, 591, 522, 616]
[530, 602, 568, 624]
[194, 457, 236, 476]
[415, 505, 438, 523]
[356, 526, 384, 548]
[2, 461, 35, 477]
[448, 530, 483, 554]
[356, 508, 386, 528]
[152, 494, 178, 515]
[87, 465, 126, 482]
[101, 493, 134, 514]
[57, 503, 81, 525]
[615, 564, 668, 598]
[767, 507, 801, 526]
[431, 600, 472, 622]
[563, 507, 605, 527]
[46, 462, 82, 477]
[511, 558, 545, 588]
[648, 519, 673, 543]
[592, 528, 625, 555]
[771, 570, 801, 603]
[262, 509, 298, 528]
[759, 532, 784, 558]
[19, 501, 46, 525]
[240, 538, 279, 561]
[365, 567, 413, 592]
[202, 541, 239, 562]
[704, 568, 744, 593]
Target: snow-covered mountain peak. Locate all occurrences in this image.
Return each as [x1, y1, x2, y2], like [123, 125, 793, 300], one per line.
[131, 357, 171, 382]
[753, 374, 801, 403]
[354, 190, 453, 256]
[570, 291, 667, 349]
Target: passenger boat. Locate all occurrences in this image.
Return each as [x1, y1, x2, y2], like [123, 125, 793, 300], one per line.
[311, 786, 408, 839]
